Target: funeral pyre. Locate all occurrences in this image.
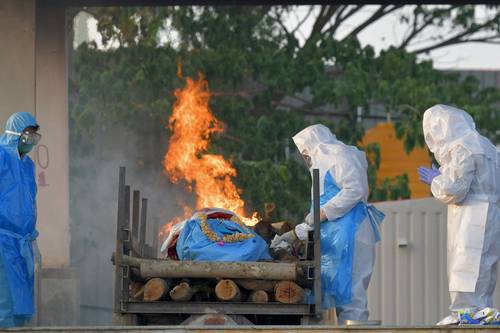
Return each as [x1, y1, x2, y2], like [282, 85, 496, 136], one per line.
[120, 71, 311, 306]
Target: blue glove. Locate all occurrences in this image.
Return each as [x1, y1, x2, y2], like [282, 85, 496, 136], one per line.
[417, 164, 440, 185]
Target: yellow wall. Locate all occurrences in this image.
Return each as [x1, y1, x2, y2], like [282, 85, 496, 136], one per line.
[360, 122, 431, 199]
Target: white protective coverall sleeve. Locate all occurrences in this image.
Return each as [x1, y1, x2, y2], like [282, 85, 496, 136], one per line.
[322, 158, 366, 221]
[431, 146, 476, 205]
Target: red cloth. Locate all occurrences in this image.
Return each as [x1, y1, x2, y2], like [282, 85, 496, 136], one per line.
[167, 235, 179, 260]
[206, 212, 234, 220]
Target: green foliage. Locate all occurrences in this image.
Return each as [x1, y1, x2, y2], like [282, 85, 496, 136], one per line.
[69, 6, 500, 222]
[371, 174, 412, 201]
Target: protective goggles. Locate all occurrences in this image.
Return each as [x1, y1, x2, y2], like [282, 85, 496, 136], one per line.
[5, 129, 41, 145]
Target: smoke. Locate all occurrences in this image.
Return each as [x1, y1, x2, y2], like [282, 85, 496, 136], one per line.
[69, 123, 192, 325]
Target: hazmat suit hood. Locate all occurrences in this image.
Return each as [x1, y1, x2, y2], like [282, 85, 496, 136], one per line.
[292, 124, 368, 194]
[422, 104, 485, 165]
[0, 112, 38, 148]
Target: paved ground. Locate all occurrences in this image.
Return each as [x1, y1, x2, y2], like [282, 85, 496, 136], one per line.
[2, 326, 499, 333]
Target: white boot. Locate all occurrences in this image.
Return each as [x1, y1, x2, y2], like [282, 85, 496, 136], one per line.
[436, 313, 460, 326]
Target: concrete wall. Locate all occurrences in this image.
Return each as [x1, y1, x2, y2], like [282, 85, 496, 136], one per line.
[35, 1, 70, 268]
[0, 1, 36, 120]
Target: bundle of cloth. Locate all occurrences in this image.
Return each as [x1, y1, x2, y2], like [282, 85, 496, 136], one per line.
[438, 307, 500, 326]
[160, 208, 271, 262]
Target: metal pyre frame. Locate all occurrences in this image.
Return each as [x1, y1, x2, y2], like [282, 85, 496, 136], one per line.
[112, 166, 324, 325]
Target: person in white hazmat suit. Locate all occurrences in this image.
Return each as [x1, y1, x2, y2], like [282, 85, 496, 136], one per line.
[270, 124, 384, 324]
[418, 104, 500, 325]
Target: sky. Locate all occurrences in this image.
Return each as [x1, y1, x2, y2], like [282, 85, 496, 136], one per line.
[283, 5, 500, 70]
[78, 5, 500, 70]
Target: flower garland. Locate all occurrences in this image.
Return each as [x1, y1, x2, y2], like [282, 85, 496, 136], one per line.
[199, 213, 255, 244]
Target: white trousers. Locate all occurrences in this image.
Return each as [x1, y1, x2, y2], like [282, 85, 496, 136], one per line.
[449, 206, 500, 312]
[336, 218, 376, 323]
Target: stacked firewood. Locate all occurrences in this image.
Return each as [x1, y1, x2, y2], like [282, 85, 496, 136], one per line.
[118, 203, 311, 305]
[130, 278, 305, 304]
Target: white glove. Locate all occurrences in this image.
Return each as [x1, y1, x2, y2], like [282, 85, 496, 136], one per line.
[295, 223, 313, 241]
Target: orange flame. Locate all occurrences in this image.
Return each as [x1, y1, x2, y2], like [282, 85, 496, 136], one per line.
[162, 72, 260, 227]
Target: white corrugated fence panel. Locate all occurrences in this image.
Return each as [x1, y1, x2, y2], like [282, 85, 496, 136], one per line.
[368, 198, 500, 325]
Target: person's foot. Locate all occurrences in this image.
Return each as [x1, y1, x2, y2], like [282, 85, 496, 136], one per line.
[436, 313, 459, 326]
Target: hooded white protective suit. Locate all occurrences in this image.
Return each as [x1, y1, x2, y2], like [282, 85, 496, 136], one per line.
[423, 104, 500, 312]
[292, 124, 378, 323]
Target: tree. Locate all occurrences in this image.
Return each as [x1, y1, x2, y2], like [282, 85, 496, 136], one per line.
[69, 5, 500, 222]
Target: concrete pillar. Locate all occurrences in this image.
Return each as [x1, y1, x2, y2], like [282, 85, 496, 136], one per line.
[0, 0, 70, 268]
[0, 0, 36, 121]
[35, 2, 70, 268]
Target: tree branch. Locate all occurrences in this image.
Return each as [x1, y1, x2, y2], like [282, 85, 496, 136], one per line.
[306, 5, 340, 44]
[291, 6, 314, 34]
[272, 8, 294, 42]
[341, 5, 403, 41]
[324, 5, 363, 37]
[399, 5, 461, 49]
[412, 15, 500, 54]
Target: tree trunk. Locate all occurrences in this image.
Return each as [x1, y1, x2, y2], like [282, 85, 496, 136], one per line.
[274, 280, 304, 304]
[247, 290, 269, 303]
[119, 255, 299, 281]
[143, 278, 170, 301]
[215, 279, 241, 302]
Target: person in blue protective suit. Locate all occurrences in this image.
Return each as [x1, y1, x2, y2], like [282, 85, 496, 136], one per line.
[0, 112, 41, 327]
[270, 124, 384, 324]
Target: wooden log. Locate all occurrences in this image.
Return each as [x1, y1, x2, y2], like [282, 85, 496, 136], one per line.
[252, 220, 273, 242]
[215, 279, 241, 302]
[271, 221, 292, 235]
[271, 248, 299, 262]
[247, 290, 269, 303]
[169, 282, 195, 302]
[274, 280, 304, 304]
[130, 267, 147, 283]
[119, 255, 299, 281]
[233, 279, 276, 292]
[143, 278, 170, 301]
[170, 281, 214, 302]
[130, 281, 144, 300]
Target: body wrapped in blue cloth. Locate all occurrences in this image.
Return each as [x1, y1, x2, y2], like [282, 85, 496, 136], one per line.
[176, 208, 271, 262]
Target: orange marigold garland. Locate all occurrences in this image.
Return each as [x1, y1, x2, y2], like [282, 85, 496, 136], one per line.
[199, 213, 254, 244]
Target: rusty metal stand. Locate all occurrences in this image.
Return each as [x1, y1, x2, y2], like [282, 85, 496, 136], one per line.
[112, 166, 323, 326]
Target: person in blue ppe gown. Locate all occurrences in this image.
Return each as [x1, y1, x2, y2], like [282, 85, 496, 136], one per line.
[0, 112, 41, 327]
[418, 104, 500, 325]
[271, 124, 384, 324]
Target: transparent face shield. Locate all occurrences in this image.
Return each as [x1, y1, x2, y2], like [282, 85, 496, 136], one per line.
[20, 131, 41, 145]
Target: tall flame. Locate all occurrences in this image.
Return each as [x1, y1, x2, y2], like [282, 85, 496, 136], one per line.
[163, 72, 259, 226]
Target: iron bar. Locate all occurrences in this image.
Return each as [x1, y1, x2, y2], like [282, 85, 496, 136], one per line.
[114, 167, 126, 313]
[312, 168, 322, 317]
[139, 198, 148, 257]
